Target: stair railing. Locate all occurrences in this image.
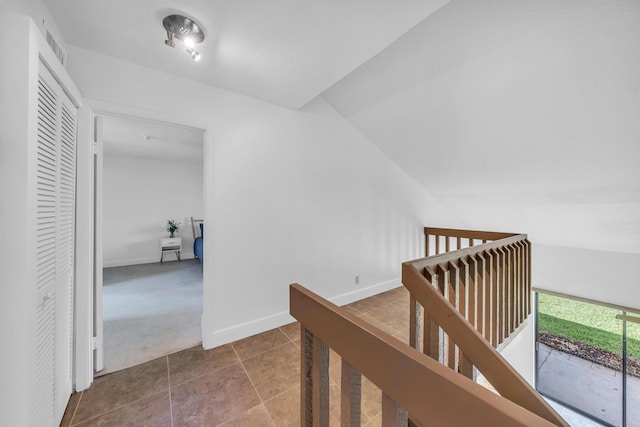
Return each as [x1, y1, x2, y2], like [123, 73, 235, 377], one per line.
[404, 227, 567, 426]
[290, 283, 564, 426]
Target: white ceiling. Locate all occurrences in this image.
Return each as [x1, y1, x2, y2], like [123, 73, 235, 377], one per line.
[102, 115, 204, 164]
[43, 0, 450, 109]
[321, 0, 640, 253]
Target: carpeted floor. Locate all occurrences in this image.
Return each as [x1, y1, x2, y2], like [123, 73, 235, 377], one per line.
[100, 259, 203, 375]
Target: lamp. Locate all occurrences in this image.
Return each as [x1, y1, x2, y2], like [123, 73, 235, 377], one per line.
[163, 14, 205, 61]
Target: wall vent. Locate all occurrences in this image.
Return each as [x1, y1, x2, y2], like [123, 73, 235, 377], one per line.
[46, 30, 66, 67]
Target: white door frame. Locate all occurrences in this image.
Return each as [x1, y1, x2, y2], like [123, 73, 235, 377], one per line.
[74, 101, 210, 390]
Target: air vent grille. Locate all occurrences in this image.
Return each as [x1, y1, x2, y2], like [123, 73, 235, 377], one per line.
[46, 31, 65, 67]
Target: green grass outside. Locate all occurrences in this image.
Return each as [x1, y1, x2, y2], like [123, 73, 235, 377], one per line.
[537, 293, 640, 358]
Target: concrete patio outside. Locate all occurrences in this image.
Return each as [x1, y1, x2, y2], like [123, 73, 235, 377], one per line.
[537, 343, 640, 427]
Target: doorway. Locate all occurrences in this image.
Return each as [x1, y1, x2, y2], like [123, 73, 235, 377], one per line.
[96, 113, 205, 374]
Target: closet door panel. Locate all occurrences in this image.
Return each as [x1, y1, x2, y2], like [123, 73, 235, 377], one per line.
[56, 95, 76, 415]
[35, 61, 77, 426]
[35, 65, 58, 427]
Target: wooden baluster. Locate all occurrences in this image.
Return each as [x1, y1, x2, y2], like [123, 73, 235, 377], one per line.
[504, 245, 516, 336]
[498, 247, 507, 342]
[513, 241, 520, 326]
[476, 252, 487, 340]
[423, 268, 440, 360]
[301, 328, 329, 427]
[467, 255, 478, 334]
[509, 244, 517, 332]
[437, 264, 452, 367]
[445, 236, 450, 253]
[447, 261, 459, 370]
[381, 393, 408, 427]
[495, 248, 505, 344]
[468, 238, 474, 247]
[520, 242, 525, 320]
[409, 296, 422, 352]
[457, 258, 474, 379]
[517, 241, 525, 323]
[341, 360, 361, 427]
[484, 250, 497, 347]
[435, 235, 440, 255]
[424, 230, 430, 257]
[457, 236, 462, 250]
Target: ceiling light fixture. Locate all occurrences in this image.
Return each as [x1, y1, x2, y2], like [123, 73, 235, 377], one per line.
[163, 14, 205, 61]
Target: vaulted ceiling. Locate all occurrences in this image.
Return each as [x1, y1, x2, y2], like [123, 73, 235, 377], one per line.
[42, 0, 640, 253]
[321, 0, 640, 253]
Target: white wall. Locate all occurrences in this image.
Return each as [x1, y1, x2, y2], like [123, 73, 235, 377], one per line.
[0, 0, 67, 63]
[499, 318, 535, 386]
[0, 12, 37, 425]
[533, 244, 640, 311]
[103, 153, 203, 267]
[66, 46, 457, 347]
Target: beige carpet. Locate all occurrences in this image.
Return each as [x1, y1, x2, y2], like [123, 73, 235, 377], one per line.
[99, 259, 203, 375]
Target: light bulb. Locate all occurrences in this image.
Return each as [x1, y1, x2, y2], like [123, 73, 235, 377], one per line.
[186, 47, 201, 61]
[184, 37, 195, 48]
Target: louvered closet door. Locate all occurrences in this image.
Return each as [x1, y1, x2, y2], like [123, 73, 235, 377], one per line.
[35, 61, 77, 426]
[55, 81, 76, 418]
[35, 63, 58, 427]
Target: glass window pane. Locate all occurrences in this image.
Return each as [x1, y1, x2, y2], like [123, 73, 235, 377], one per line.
[626, 316, 640, 427]
[537, 293, 623, 426]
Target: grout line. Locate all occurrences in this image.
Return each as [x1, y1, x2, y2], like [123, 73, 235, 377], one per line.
[233, 338, 296, 364]
[231, 345, 277, 427]
[167, 359, 240, 389]
[68, 391, 83, 426]
[166, 356, 174, 427]
[278, 326, 299, 344]
[70, 389, 171, 425]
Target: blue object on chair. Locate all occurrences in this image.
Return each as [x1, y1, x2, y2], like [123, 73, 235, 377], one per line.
[194, 223, 203, 262]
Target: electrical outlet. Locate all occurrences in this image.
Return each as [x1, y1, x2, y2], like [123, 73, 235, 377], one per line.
[355, 275, 359, 284]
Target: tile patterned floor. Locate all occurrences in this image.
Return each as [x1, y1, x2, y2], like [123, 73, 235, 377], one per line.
[61, 286, 410, 427]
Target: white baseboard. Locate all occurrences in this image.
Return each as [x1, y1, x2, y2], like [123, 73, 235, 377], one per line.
[103, 254, 196, 268]
[203, 278, 401, 349]
[329, 278, 401, 307]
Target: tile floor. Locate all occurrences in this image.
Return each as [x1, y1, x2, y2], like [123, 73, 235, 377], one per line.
[61, 286, 411, 426]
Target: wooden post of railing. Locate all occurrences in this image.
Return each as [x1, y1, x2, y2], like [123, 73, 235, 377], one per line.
[423, 268, 440, 362]
[340, 360, 361, 426]
[409, 296, 422, 352]
[381, 393, 408, 426]
[301, 327, 329, 427]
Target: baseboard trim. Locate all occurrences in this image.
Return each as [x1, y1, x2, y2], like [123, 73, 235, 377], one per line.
[203, 278, 401, 349]
[103, 254, 196, 268]
[330, 278, 401, 307]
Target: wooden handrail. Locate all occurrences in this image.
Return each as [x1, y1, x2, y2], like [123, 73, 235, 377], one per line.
[411, 233, 528, 268]
[290, 284, 561, 426]
[424, 227, 520, 256]
[403, 264, 568, 427]
[425, 227, 518, 241]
